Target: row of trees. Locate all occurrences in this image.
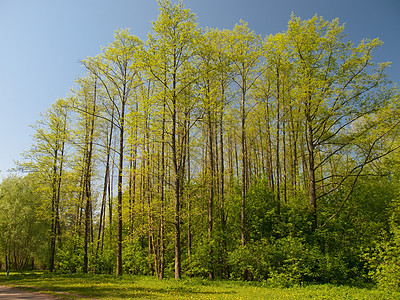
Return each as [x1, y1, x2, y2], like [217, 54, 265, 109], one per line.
[2, 0, 400, 287]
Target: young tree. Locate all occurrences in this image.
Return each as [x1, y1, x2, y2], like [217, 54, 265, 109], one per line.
[82, 29, 144, 276]
[146, 0, 201, 279]
[71, 76, 99, 273]
[229, 21, 262, 246]
[286, 14, 400, 231]
[21, 98, 70, 272]
[0, 175, 47, 270]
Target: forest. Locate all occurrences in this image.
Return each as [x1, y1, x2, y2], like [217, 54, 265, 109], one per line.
[1, 0, 400, 290]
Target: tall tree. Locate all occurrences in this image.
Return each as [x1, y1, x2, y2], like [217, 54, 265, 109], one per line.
[286, 14, 399, 230]
[71, 76, 99, 274]
[82, 29, 144, 276]
[229, 21, 261, 246]
[146, 0, 200, 279]
[22, 98, 70, 272]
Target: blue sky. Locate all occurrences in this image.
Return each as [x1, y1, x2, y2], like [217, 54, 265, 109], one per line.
[0, 0, 399, 175]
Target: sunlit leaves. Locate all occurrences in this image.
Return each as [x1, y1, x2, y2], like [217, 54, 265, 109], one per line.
[12, 2, 400, 283]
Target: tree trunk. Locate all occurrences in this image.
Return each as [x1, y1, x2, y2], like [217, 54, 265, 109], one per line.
[306, 96, 317, 232]
[275, 67, 281, 217]
[83, 81, 96, 274]
[116, 94, 126, 277]
[95, 109, 113, 259]
[159, 97, 166, 279]
[172, 70, 182, 279]
[219, 82, 229, 279]
[49, 149, 58, 273]
[241, 81, 247, 247]
[207, 99, 215, 280]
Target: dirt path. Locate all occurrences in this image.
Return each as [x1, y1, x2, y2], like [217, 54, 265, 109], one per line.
[0, 285, 57, 299]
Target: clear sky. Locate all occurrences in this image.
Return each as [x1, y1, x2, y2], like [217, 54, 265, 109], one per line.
[0, 0, 399, 176]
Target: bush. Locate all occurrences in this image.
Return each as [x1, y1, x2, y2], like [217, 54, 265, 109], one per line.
[186, 238, 213, 278]
[363, 229, 400, 291]
[94, 249, 115, 274]
[56, 247, 83, 273]
[228, 242, 268, 281]
[228, 237, 308, 285]
[123, 239, 150, 275]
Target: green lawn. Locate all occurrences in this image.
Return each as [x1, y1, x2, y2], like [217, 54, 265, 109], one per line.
[0, 272, 399, 299]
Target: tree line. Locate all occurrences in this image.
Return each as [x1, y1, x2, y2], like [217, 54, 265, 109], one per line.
[1, 0, 400, 288]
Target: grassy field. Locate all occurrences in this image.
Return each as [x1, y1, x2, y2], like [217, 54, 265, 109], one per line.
[0, 272, 399, 299]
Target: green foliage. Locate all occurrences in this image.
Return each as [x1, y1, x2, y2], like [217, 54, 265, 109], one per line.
[11, 0, 400, 292]
[363, 230, 400, 291]
[0, 175, 48, 270]
[123, 239, 150, 275]
[55, 245, 83, 274]
[228, 237, 305, 284]
[245, 180, 276, 240]
[185, 238, 213, 278]
[363, 192, 400, 291]
[94, 249, 115, 275]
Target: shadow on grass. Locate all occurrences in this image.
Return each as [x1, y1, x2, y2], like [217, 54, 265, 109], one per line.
[55, 285, 234, 299]
[0, 272, 237, 299]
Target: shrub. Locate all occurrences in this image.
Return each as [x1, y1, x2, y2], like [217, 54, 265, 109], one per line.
[123, 239, 150, 275]
[363, 229, 400, 291]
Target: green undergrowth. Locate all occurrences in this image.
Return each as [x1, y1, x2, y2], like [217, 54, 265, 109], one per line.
[0, 272, 399, 299]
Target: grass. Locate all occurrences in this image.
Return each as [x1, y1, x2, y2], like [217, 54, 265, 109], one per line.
[0, 271, 399, 299]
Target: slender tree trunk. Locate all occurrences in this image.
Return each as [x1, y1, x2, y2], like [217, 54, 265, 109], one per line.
[289, 106, 299, 196]
[56, 138, 65, 247]
[49, 149, 58, 273]
[241, 78, 247, 248]
[275, 67, 281, 217]
[96, 110, 113, 259]
[83, 82, 96, 274]
[116, 90, 126, 277]
[49, 113, 66, 272]
[159, 95, 166, 279]
[283, 117, 288, 204]
[186, 109, 192, 277]
[219, 82, 229, 279]
[282, 80, 288, 204]
[306, 95, 317, 232]
[207, 97, 215, 280]
[172, 69, 182, 279]
[265, 95, 274, 191]
[128, 101, 138, 240]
